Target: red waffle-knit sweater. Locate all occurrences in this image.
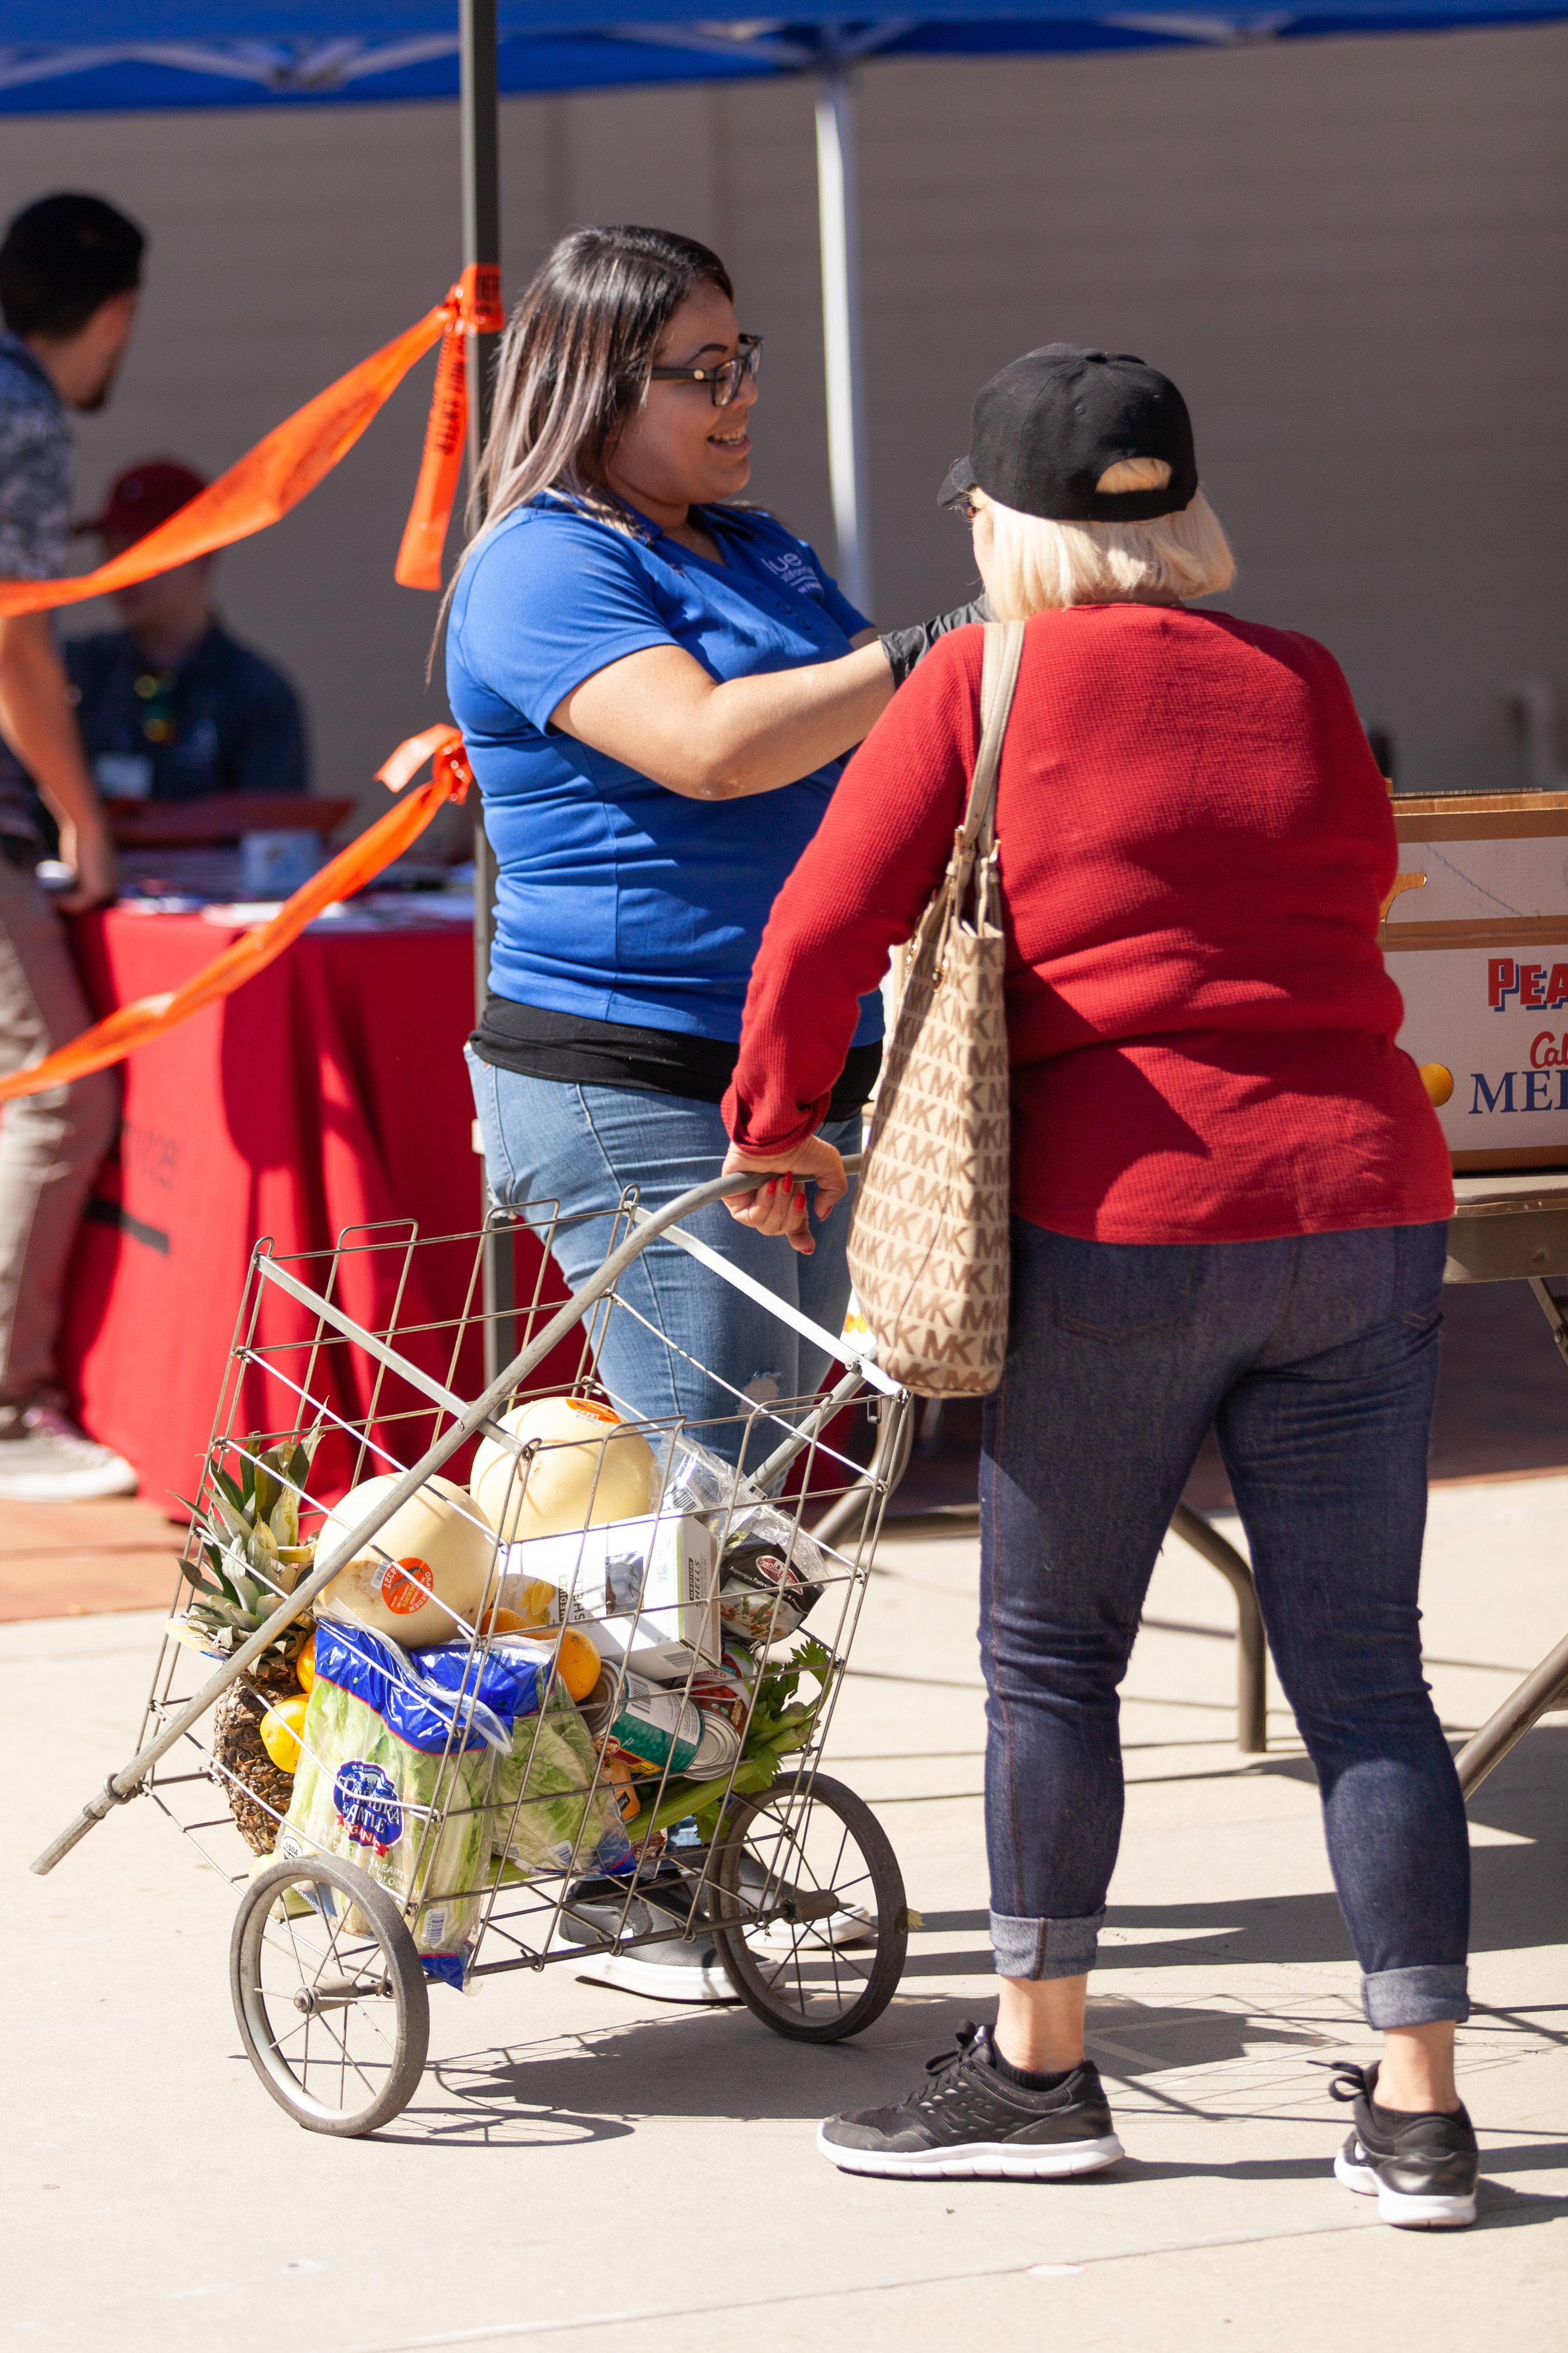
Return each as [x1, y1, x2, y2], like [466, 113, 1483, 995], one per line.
[723, 603, 1452, 1244]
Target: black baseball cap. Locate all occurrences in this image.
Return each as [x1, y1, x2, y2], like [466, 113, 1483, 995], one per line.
[940, 344, 1197, 523]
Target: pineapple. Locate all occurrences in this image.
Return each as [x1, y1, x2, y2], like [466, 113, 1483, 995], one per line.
[212, 1684, 298, 1857]
[172, 1429, 321, 1855]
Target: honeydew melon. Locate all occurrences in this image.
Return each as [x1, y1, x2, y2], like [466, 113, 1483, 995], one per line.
[471, 1397, 657, 1543]
[315, 1473, 494, 1649]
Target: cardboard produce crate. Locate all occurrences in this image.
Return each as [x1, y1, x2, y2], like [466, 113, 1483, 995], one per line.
[1385, 790, 1568, 1170]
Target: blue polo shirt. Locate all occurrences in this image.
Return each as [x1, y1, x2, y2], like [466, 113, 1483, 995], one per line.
[446, 496, 883, 1046]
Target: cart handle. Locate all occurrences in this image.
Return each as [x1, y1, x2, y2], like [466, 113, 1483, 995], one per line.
[32, 1154, 869, 1876]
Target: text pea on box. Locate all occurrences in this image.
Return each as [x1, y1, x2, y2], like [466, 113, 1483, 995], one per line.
[1384, 789, 1568, 1171]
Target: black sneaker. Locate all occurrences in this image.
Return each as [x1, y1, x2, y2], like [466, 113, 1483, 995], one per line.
[817, 2021, 1123, 2181]
[1329, 2061, 1479, 2229]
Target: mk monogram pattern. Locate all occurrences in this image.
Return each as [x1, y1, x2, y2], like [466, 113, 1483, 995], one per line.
[847, 623, 1025, 1397]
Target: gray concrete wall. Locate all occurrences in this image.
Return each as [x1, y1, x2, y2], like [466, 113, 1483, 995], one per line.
[2, 21, 1563, 817]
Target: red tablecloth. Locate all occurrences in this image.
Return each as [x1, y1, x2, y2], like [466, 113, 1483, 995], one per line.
[60, 907, 491, 1513]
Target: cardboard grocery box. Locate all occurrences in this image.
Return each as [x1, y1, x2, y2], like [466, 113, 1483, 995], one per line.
[1384, 790, 1568, 1171]
[502, 1512, 720, 1680]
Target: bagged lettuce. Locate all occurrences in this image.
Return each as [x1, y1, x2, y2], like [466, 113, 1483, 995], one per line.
[277, 1622, 505, 1971]
[487, 1642, 633, 1880]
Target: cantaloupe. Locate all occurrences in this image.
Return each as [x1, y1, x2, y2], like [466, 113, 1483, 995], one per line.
[315, 1473, 495, 1649]
[470, 1397, 657, 1543]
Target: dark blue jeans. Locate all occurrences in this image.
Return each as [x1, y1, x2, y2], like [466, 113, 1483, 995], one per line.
[981, 1218, 1469, 2031]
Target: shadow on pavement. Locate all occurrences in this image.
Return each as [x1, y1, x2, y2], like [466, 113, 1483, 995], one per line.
[374, 1734, 1566, 2156]
[898, 1725, 1567, 1973]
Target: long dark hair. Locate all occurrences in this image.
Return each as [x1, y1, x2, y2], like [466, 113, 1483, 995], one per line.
[462, 224, 734, 560]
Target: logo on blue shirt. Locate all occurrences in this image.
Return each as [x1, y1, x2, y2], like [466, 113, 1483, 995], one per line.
[758, 550, 825, 602]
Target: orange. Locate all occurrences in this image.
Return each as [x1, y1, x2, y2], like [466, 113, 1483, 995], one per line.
[476, 1607, 598, 1699]
[553, 1625, 601, 1703]
[477, 1605, 530, 1637]
[295, 1632, 316, 1694]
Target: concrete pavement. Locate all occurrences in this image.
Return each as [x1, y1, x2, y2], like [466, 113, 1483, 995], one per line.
[5, 1477, 1565, 2351]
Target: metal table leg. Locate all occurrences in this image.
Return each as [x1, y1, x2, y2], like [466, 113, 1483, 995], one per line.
[1449, 1274, 1568, 1796]
[1455, 1629, 1568, 1796]
[1527, 1274, 1568, 1370]
[1168, 1502, 1269, 1755]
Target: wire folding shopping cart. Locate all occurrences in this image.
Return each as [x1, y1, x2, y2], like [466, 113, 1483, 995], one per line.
[33, 1165, 914, 2137]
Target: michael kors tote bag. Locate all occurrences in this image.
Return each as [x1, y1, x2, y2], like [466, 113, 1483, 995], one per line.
[846, 619, 1026, 1397]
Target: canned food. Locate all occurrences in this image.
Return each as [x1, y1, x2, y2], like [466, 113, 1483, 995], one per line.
[581, 1666, 702, 1775]
[592, 1739, 643, 1824]
[685, 1709, 743, 1781]
[686, 1663, 753, 1735]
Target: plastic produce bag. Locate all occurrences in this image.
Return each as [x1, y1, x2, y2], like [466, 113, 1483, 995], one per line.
[655, 1432, 763, 1520]
[718, 1505, 827, 1642]
[278, 1622, 515, 1974]
[487, 1642, 634, 1880]
[653, 1436, 827, 1641]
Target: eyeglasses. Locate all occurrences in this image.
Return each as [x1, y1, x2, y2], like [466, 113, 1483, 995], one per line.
[648, 333, 763, 409]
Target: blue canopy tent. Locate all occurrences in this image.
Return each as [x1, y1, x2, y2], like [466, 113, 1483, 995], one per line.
[11, 2, 1568, 110]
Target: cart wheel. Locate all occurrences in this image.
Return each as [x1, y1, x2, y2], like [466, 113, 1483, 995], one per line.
[709, 1772, 908, 2042]
[231, 1854, 429, 2136]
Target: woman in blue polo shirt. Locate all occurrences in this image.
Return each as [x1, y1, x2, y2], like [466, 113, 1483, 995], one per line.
[449, 224, 952, 1461]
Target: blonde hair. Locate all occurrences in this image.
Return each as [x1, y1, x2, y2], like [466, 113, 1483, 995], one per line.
[976, 457, 1235, 617]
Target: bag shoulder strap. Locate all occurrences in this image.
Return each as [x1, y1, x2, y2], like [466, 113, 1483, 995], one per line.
[960, 619, 1026, 855]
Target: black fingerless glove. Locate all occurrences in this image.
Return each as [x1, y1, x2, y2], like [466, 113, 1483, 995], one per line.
[878, 595, 993, 688]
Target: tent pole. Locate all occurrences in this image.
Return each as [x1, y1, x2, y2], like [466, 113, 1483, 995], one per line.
[460, 0, 501, 1037]
[460, 0, 514, 1382]
[461, 0, 501, 477]
[815, 65, 873, 617]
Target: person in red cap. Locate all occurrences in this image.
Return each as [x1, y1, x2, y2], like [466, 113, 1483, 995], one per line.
[66, 457, 307, 806]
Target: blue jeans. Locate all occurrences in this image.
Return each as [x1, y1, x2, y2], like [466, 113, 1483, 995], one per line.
[981, 1217, 1469, 2031]
[466, 1053, 860, 1466]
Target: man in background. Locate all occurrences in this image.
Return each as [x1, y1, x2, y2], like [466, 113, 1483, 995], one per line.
[0, 193, 142, 1500]
[68, 458, 308, 804]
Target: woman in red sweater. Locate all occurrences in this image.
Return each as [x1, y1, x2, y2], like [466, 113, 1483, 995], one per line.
[721, 348, 1475, 2226]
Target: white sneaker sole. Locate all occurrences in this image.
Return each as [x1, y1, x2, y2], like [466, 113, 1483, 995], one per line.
[817, 2127, 1123, 2181]
[0, 1460, 137, 1501]
[575, 1948, 740, 2004]
[1334, 2149, 1477, 2228]
[747, 1905, 876, 1956]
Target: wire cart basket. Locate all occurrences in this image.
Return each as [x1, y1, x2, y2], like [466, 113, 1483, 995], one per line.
[33, 1165, 914, 2137]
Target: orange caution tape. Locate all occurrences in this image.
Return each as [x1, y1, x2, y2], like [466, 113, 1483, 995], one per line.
[0, 266, 504, 616]
[395, 264, 503, 589]
[0, 728, 470, 1106]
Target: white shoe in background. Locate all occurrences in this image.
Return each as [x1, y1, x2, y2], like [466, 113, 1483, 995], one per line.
[0, 1405, 137, 1501]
